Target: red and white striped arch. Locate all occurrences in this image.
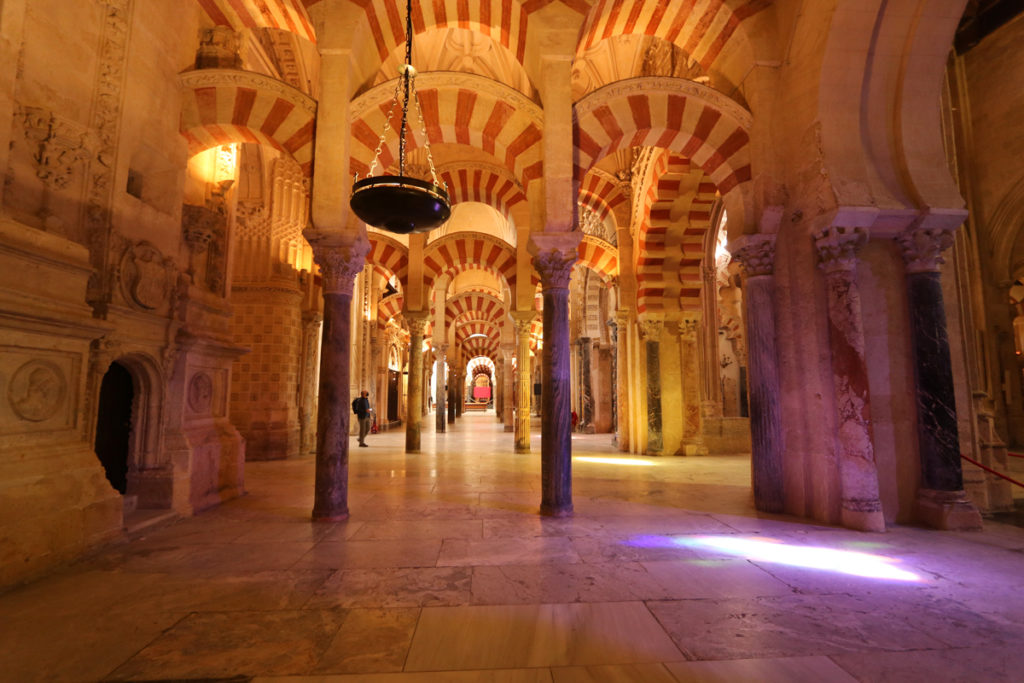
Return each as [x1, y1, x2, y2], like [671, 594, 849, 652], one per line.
[439, 166, 527, 220]
[579, 169, 629, 226]
[378, 292, 404, 329]
[366, 233, 409, 287]
[456, 320, 501, 344]
[423, 234, 521, 293]
[348, 0, 530, 65]
[678, 176, 718, 312]
[197, 0, 316, 43]
[577, 235, 619, 283]
[446, 291, 507, 330]
[577, 0, 767, 71]
[180, 70, 316, 176]
[462, 335, 500, 359]
[574, 77, 752, 217]
[635, 151, 678, 315]
[350, 74, 544, 190]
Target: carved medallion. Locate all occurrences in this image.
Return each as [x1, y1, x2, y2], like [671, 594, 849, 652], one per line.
[120, 242, 169, 310]
[187, 372, 213, 413]
[8, 360, 66, 422]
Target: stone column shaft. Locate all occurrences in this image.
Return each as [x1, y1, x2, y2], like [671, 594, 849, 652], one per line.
[815, 226, 885, 531]
[502, 346, 515, 432]
[435, 345, 446, 433]
[608, 318, 619, 442]
[680, 317, 704, 453]
[513, 314, 534, 452]
[405, 312, 428, 452]
[729, 235, 784, 513]
[308, 238, 368, 521]
[614, 310, 630, 451]
[898, 228, 982, 529]
[578, 337, 594, 430]
[639, 320, 664, 455]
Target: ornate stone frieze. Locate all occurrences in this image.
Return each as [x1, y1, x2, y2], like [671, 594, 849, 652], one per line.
[574, 76, 753, 130]
[8, 360, 66, 422]
[17, 106, 96, 190]
[896, 227, 956, 274]
[814, 226, 868, 273]
[728, 234, 776, 277]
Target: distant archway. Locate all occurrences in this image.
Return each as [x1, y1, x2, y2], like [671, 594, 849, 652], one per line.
[94, 362, 133, 495]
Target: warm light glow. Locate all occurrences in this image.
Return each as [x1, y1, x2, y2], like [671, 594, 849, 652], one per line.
[466, 333, 489, 340]
[214, 144, 237, 184]
[628, 535, 923, 582]
[574, 456, 656, 467]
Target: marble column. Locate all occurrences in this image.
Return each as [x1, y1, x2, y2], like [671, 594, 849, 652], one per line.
[502, 344, 515, 432]
[638, 319, 664, 455]
[814, 226, 886, 532]
[613, 309, 630, 451]
[897, 227, 983, 530]
[680, 316, 706, 455]
[728, 235, 784, 513]
[455, 370, 464, 418]
[299, 311, 322, 456]
[404, 311, 429, 453]
[532, 237, 577, 516]
[512, 312, 535, 452]
[495, 357, 505, 422]
[701, 265, 724, 418]
[578, 337, 594, 431]
[434, 344, 447, 433]
[607, 317, 619, 443]
[308, 238, 368, 521]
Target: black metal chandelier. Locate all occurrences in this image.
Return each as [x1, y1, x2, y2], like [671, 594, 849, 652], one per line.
[350, 0, 451, 235]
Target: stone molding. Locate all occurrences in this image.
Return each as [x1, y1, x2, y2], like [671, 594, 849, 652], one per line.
[179, 68, 317, 117]
[574, 76, 753, 131]
[728, 234, 776, 277]
[814, 226, 868, 273]
[896, 227, 955, 274]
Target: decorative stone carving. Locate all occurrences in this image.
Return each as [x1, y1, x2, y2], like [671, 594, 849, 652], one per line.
[8, 360, 66, 422]
[531, 234, 580, 291]
[896, 227, 956, 273]
[405, 311, 430, 337]
[17, 106, 96, 190]
[179, 69, 317, 117]
[814, 226, 868, 272]
[187, 372, 214, 412]
[728, 234, 776, 277]
[118, 241, 172, 311]
[195, 26, 241, 69]
[638, 319, 663, 341]
[310, 240, 370, 295]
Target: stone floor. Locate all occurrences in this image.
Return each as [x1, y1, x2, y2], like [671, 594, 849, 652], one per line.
[3, 413, 1024, 682]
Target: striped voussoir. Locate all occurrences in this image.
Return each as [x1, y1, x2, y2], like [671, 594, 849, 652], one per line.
[423, 234, 523, 292]
[579, 169, 629, 225]
[574, 77, 751, 197]
[440, 166, 527, 219]
[576, 0, 768, 71]
[366, 233, 409, 287]
[577, 235, 620, 282]
[456, 320, 502, 345]
[377, 292, 404, 329]
[197, 0, 316, 43]
[446, 292, 507, 330]
[179, 69, 316, 176]
[636, 152, 683, 315]
[462, 334, 501, 358]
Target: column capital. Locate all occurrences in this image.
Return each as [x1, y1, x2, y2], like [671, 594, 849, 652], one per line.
[896, 227, 955, 273]
[404, 309, 430, 336]
[529, 232, 581, 291]
[814, 226, 868, 273]
[613, 307, 630, 328]
[680, 316, 700, 341]
[638, 318, 663, 341]
[308, 233, 370, 295]
[511, 310, 537, 336]
[728, 234, 776, 277]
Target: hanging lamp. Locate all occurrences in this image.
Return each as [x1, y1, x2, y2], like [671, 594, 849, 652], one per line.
[349, 0, 451, 234]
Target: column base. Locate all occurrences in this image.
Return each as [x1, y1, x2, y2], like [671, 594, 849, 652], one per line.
[840, 505, 886, 533]
[515, 445, 531, 453]
[677, 442, 708, 456]
[540, 503, 573, 517]
[312, 510, 349, 522]
[915, 488, 983, 530]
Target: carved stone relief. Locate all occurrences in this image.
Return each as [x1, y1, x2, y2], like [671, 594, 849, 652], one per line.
[187, 371, 213, 413]
[8, 360, 67, 423]
[17, 106, 96, 191]
[118, 241, 172, 311]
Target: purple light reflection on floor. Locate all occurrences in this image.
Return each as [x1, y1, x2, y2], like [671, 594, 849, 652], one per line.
[625, 535, 923, 582]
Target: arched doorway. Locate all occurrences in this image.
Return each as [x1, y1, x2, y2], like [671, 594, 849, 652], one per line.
[94, 362, 133, 494]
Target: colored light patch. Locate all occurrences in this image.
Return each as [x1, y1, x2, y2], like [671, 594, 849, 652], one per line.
[573, 456, 656, 467]
[677, 536, 923, 582]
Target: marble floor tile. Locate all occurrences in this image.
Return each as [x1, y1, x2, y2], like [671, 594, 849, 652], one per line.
[295, 539, 443, 570]
[405, 602, 684, 670]
[470, 562, 676, 604]
[829, 644, 1024, 682]
[439, 536, 582, 566]
[254, 672, 554, 683]
[640, 559, 795, 599]
[314, 608, 420, 674]
[106, 609, 346, 680]
[350, 519, 484, 541]
[664, 656, 858, 682]
[550, 663, 678, 683]
[306, 566, 473, 608]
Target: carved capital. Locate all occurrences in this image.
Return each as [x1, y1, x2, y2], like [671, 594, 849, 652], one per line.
[896, 227, 955, 274]
[814, 226, 868, 273]
[530, 233, 581, 291]
[728, 234, 776, 277]
[405, 310, 430, 337]
[638, 318, 663, 341]
[680, 317, 700, 341]
[309, 236, 370, 295]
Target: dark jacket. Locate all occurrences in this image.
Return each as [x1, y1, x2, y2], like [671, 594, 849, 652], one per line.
[352, 396, 370, 419]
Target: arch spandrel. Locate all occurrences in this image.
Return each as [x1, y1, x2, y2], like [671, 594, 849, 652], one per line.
[197, 0, 317, 44]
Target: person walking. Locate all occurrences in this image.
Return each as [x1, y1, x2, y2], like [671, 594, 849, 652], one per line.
[352, 390, 372, 447]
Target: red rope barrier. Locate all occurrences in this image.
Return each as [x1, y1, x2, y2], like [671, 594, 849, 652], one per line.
[960, 453, 1024, 489]
[1006, 451, 1024, 459]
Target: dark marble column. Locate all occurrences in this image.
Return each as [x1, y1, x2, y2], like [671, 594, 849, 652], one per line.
[728, 235, 784, 513]
[434, 344, 447, 433]
[512, 312, 534, 452]
[501, 344, 515, 432]
[607, 317, 619, 444]
[578, 337, 593, 431]
[679, 316, 706, 455]
[897, 227, 983, 530]
[701, 265, 724, 418]
[532, 236, 577, 516]
[455, 370, 464, 418]
[613, 309, 630, 451]
[495, 357, 505, 422]
[308, 237, 368, 521]
[638, 319, 664, 455]
[404, 311, 429, 452]
[814, 226, 886, 532]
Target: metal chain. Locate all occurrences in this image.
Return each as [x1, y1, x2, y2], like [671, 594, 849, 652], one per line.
[412, 78, 441, 187]
[367, 78, 403, 178]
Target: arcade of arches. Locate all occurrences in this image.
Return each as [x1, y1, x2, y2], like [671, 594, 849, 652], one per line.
[1, 0, 1024, 587]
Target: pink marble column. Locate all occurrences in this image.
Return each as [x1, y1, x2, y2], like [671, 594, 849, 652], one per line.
[404, 311, 429, 453]
[434, 344, 447, 433]
[897, 227, 983, 530]
[728, 235, 784, 513]
[308, 237, 368, 521]
[532, 236, 578, 516]
[512, 312, 534, 452]
[814, 226, 886, 532]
